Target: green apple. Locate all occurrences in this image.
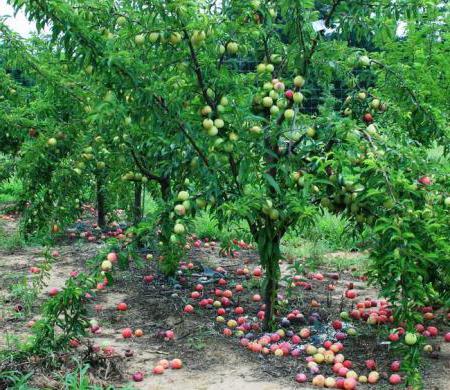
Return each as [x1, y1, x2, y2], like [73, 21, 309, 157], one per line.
[293, 92, 304, 104]
[262, 97, 273, 107]
[149, 32, 159, 43]
[169, 32, 182, 44]
[359, 55, 371, 66]
[177, 191, 189, 201]
[214, 118, 225, 128]
[134, 34, 145, 45]
[294, 75, 305, 88]
[250, 126, 262, 134]
[203, 118, 214, 130]
[257, 63, 266, 73]
[306, 127, 316, 137]
[284, 109, 295, 120]
[226, 42, 239, 54]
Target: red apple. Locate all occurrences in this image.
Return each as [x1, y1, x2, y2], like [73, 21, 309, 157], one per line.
[144, 275, 154, 283]
[253, 268, 262, 277]
[343, 377, 357, 390]
[345, 290, 357, 299]
[117, 302, 128, 311]
[418, 176, 432, 185]
[183, 304, 194, 313]
[165, 330, 174, 340]
[132, 372, 144, 382]
[295, 373, 307, 383]
[252, 294, 261, 302]
[122, 328, 133, 338]
[363, 113, 373, 123]
[107, 252, 118, 262]
[390, 360, 400, 372]
[171, 358, 183, 369]
[332, 320, 343, 330]
[153, 365, 165, 374]
[389, 374, 401, 385]
[48, 287, 59, 297]
[389, 332, 400, 342]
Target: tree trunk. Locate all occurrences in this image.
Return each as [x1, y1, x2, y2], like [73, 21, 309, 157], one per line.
[257, 224, 282, 331]
[133, 181, 142, 225]
[96, 173, 106, 229]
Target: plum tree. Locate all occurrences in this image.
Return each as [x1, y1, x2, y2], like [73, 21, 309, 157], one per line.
[4, 1, 449, 386]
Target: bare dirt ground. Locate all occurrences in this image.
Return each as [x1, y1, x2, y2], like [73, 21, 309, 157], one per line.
[0, 215, 449, 390]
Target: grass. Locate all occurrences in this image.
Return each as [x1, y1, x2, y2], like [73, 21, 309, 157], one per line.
[192, 211, 252, 243]
[0, 224, 25, 251]
[281, 210, 371, 269]
[0, 177, 22, 204]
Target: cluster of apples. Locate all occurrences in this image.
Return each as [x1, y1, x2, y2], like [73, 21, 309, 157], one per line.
[200, 96, 230, 137]
[100, 251, 118, 273]
[340, 296, 394, 325]
[121, 327, 144, 339]
[253, 72, 305, 120]
[130, 358, 183, 381]
[170, 190, 193, 244]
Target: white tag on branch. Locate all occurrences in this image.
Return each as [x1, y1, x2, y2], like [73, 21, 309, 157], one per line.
[312, 20, 326, 32]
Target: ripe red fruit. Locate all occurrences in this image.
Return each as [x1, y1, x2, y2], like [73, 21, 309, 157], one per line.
[171, 358, 183, 369]
[389, 374, 402, 385]
[235, 284, 243, 292]
[30, 267, 40, 274]
[69, 339, 80, 348]
[295, 373, 307, 383]
[153, 365, 165, 374]
[332, 320, 343, 330]
[234, 306, 244, 315]
[343, 360, 353, 369]
[350, 309, 361, 320]
[252, 268, 262, 278]
[165, 330, 175, 340]
[423, 312, 434, 320]
[107, 252, 118, 262]
[389, 332, 400, 342]
[345, 290, 357, 299]
[195, 284, 204, 291]
[365, 359, 376, 370]
[144, 275, 154, 283]
[415, 324, 425, 333]
[444, 332, 450, 342]
[252, 294, 261, 302]
[217, 308, 225, 315]
[285, 90, 294, 100]
[117, 302, 128, 311]
[390, 360, 401, 372]
[343, 377, 357, 390]
[191, 291, 201, 299]
[218, 278, 227, 286]
[418, 176, 432, 185]
[122, 328, 133, 338]
[427, 326, 438, 337]
[48, 287, 59, 297]
[183, 304, 194, 313]
[363, 113, 373, 123]
[132, 372, 144, 382]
